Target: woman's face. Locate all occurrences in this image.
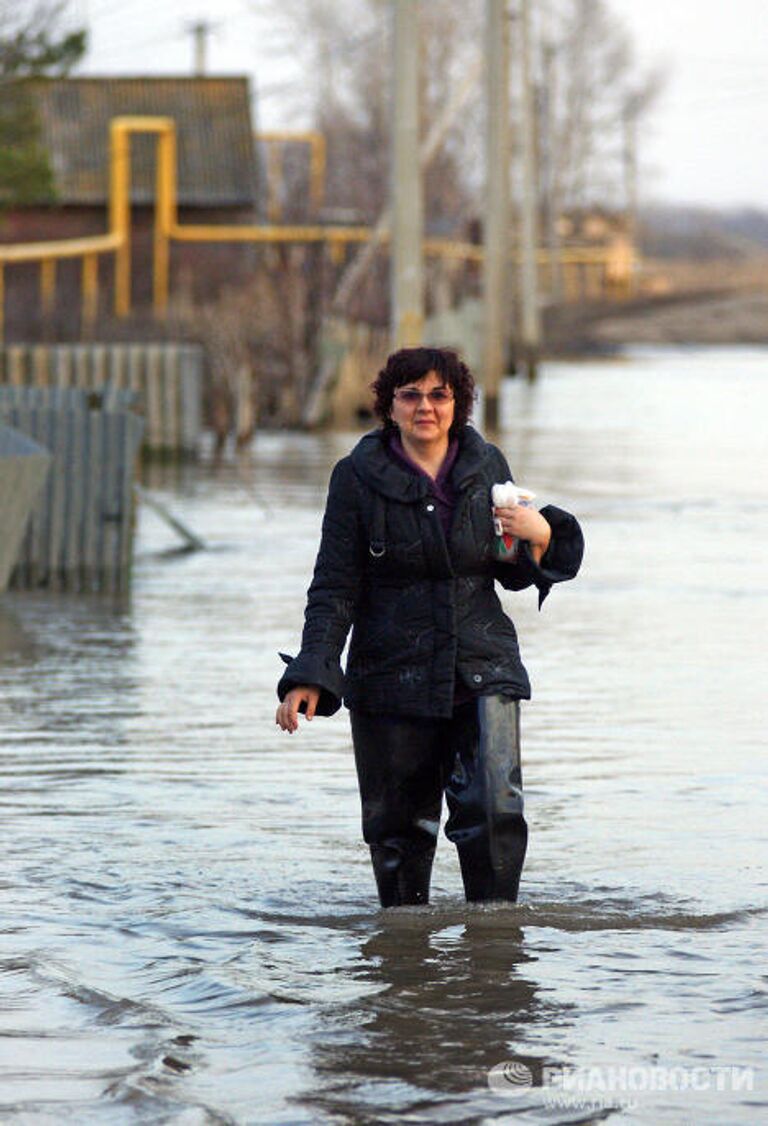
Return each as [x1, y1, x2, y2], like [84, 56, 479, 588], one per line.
[389, 370, 455, 447]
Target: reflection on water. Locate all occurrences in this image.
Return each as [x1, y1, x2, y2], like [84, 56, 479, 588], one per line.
[302, 912, 541, 1122]
[1, 348, 767, 1123]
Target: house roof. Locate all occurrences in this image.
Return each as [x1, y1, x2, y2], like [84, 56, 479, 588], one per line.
[29, 76, 257, 207]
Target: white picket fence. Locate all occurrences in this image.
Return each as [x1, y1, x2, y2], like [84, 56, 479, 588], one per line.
[0, 343, 202, 458]
[0, 388, 144, 592]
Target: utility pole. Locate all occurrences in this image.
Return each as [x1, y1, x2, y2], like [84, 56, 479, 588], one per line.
[540, 39, 562, 304]
[482, 0, 510, 430]
[390, 0, 423, 348]
[189, 20, 213, 77]
[332, 58, 482, 314]
[622, 102, 639, 296]
[518, 0, 541, 381]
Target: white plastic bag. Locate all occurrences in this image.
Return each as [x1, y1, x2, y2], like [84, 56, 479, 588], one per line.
[491, 480, 536, 561]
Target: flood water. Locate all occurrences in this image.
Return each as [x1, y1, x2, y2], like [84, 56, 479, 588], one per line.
[1, 346, 766, 1123]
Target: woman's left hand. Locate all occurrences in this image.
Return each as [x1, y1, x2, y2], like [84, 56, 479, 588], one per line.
[494, 505, 552, 562]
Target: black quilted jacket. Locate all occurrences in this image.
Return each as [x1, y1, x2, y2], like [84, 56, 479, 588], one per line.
[277, 425, 584, 718]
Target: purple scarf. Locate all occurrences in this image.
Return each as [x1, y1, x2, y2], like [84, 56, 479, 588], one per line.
[387, 432, 460, 538]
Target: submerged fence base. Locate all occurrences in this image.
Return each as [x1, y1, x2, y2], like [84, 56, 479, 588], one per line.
[0, 423, 52, 592]
[0, 388, 144, 593]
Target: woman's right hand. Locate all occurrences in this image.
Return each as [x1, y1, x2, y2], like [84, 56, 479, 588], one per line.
[275, 685, 321, 733]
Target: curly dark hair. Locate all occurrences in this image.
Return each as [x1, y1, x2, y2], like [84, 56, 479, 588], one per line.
[371, 347, 476, 435]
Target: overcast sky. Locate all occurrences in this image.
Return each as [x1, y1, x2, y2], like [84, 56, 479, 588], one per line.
[74, 0, 768, 210]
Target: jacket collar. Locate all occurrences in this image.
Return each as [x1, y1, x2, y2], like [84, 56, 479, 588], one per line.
[350, 425, 490, 500]
[451, 425, 493, 489]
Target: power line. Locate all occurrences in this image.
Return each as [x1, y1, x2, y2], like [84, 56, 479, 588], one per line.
[85, 7, 184, 43]
[670, 85, 768, 107]
[85, 0, 134, 20]
[86, 24, 187, 63]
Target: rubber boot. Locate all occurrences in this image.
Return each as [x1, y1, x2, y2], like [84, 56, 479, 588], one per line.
[367, 841, 435, 908]
[351, 711, 443, 907]
[445, 695, 528, 903]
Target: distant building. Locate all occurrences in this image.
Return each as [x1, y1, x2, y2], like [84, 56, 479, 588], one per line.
[556, 207, 628, 245]
[1, 76, 259, 339]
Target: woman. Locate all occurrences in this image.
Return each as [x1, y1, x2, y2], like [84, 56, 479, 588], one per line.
[276, 347, 583, 908]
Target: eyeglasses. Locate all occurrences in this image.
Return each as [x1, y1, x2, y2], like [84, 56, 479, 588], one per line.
[393, 387, 454, 405]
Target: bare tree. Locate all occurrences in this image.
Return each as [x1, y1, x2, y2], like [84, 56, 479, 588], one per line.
[534, 0, 665, 213]
[256, 0, 661, 252]
[258, 0, 481, 224]
[238, 0, 663, 413]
